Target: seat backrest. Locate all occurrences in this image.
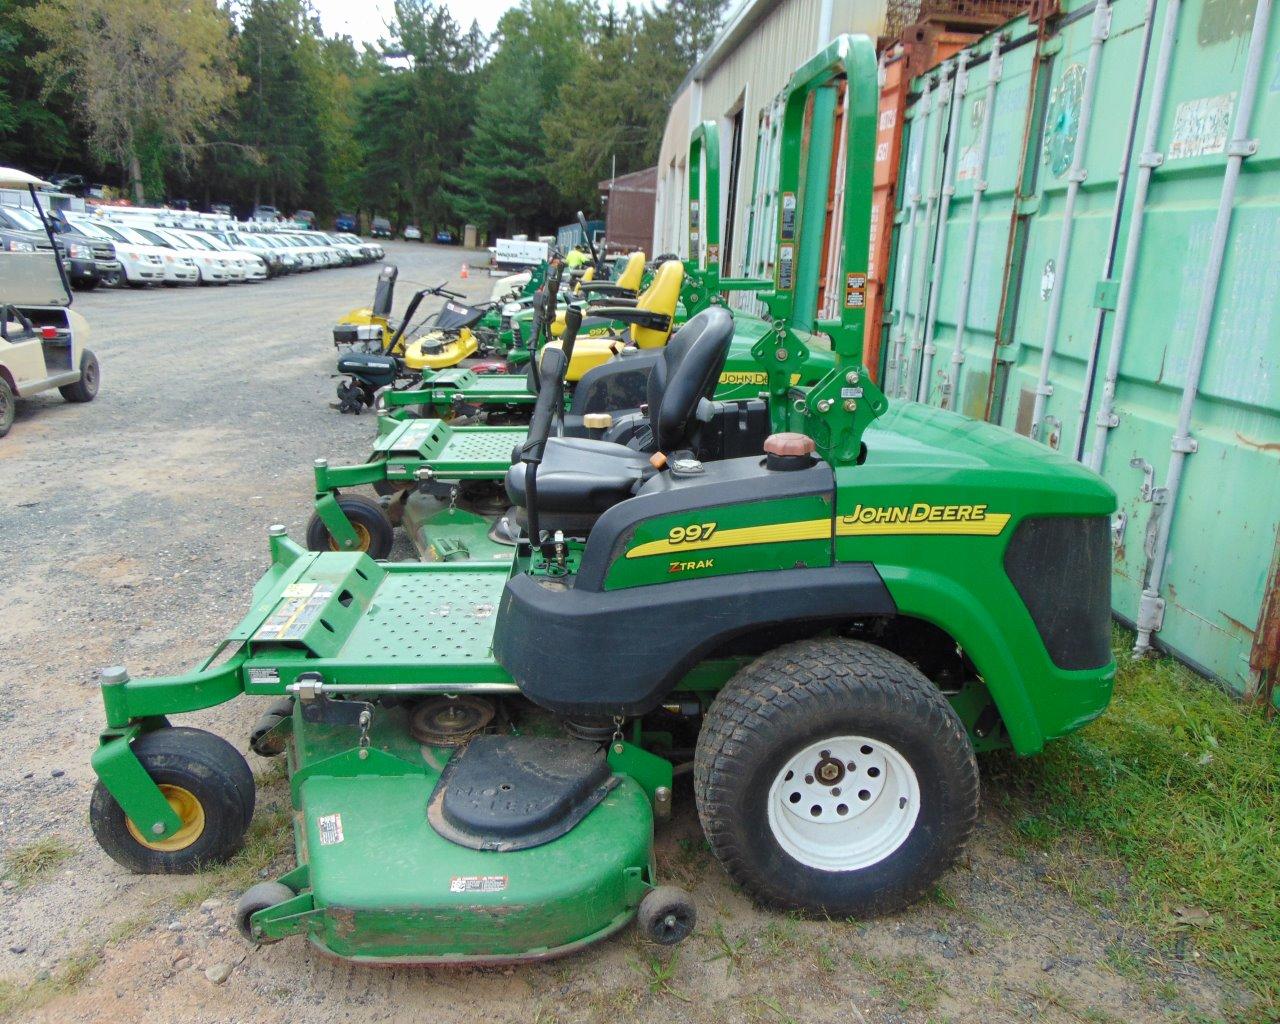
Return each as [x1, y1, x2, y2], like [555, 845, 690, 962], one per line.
[632, 260, 684, 349]
[571, 266, 595, 293]
[616, 251, 645, 292]
[647, 306, 734, 452]
[371, 264, 397, 318]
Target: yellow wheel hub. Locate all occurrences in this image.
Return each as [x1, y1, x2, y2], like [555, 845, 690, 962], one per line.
[126, 784, 205, 852]
[329, 522, 371, 552]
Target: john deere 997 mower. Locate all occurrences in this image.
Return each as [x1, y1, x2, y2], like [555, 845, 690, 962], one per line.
[85, 37, 1117, 965]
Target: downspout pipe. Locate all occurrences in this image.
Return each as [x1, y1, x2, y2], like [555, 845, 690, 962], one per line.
[917, 53, 968, 402]
[1072, 0, 1159, 461]
[1029, 0, 1111, 442]
[1086, 0, 1181, 473]
[888, 79, 931, 398]
[1134, 0, 1271, 657]
[948, 37, 1001, 411]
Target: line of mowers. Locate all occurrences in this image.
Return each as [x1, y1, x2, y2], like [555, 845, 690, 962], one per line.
[84, 36, 1118, 967]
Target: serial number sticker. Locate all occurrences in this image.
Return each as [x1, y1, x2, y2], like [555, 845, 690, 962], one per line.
[450, 875, 508, 894]
[317, 813, 344, 846]
[841, 387, 865, 399]
[248, 667, 280, 684]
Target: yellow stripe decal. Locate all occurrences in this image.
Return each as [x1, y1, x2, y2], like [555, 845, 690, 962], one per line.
[626, 519, 831, 559]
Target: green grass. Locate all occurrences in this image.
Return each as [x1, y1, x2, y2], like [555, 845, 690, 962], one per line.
[1, 837, 74, 889]
[996, 628, 1280, 1021]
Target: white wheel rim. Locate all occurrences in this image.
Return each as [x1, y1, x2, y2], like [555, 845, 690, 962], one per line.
[766, 735, 921, 872]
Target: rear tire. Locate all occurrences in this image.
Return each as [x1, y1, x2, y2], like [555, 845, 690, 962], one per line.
[694, 638, 979, 917]
[59, 350, 99, 403]
[305, 493, 394, 559]
[89, 727, 254, 874]
[0, 379, 14, 437]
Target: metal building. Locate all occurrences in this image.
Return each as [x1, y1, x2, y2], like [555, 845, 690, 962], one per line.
[653, 0, 890, 272]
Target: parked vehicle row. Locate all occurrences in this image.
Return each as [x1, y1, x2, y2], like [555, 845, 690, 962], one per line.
[42, 211, 386, 290]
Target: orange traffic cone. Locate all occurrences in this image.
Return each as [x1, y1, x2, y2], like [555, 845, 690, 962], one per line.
[460, 263, 469, 279]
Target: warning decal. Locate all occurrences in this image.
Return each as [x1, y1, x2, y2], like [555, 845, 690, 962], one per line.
[845, 272, 867, 309]
[255, 582, 335, 641]
[317, 813, 344, 846]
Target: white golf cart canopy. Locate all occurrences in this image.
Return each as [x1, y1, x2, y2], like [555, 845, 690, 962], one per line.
[0, 168, 53, 190]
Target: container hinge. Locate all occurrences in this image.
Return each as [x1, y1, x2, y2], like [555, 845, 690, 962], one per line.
[1067, 168, 1088, 184]
[1227, 138, 1259, 159]
[1136, 589, 1166, 633]
[1035, 383, 1054, 397]
[1170, 433, 1198, 454]
[1139, 151, 1164, 169]
[1096, 409, 1120, 428]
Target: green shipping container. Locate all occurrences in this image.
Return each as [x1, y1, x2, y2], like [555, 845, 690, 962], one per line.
[882, 0, 1279, 699]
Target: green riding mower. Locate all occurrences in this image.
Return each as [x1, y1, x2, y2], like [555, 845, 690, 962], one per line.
[84, 36, 1118, 967]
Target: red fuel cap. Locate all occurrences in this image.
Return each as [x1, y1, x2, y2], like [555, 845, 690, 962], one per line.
[763, 432, 817, 457]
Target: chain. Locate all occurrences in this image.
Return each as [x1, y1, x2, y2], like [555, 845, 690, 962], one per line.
[612, 715, 625, 747]
[357, 708, 372, 760]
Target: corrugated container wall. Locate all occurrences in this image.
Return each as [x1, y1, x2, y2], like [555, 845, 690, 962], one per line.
[882, 0, 1280, 699]
[654, 0, 888, 268]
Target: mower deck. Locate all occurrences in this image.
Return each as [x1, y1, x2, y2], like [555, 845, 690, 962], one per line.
[275, 703, 654, 962]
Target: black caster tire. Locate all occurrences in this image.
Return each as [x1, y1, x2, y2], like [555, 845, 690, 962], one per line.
[235, 881, 295, 944]
[249, 697, 295, 758]
[305, 493, 394, 559]
[0, 378, 14, 438]
[638, 886, 696, 945]
[694, 639, 979, 918]
[89, 727, 255, 874]
[59, 350, 100, 403]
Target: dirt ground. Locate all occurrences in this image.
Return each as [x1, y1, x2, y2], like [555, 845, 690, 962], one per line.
[0, 243, 1241, 1023]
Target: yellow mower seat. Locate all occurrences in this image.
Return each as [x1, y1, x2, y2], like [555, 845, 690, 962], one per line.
[613, 251, 646, 293]
[547, 260, 686, 380]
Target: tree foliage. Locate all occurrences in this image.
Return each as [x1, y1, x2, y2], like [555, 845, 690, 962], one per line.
[24, 0, 243, 203]
[1, 0, 728, 232]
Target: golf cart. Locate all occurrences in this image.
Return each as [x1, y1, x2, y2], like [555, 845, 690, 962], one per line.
[84, 37, 1116, 965]
[331, 268, 500, 413]
[0, 168, 99, 437]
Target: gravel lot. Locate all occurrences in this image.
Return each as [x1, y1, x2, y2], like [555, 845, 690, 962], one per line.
[0, 242, 1239, 1023]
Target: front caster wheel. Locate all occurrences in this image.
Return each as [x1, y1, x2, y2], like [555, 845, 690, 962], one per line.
[336, 379, 368, 414]
[694, 639, 980, 918]
[235, 881, 296, 944]
[305, 493, 394, 559]
[89, 727, 255, 874]
[637, 886, 696, 945]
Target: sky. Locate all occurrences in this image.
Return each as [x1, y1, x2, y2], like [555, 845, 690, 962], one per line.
[310, 0, 520, 46]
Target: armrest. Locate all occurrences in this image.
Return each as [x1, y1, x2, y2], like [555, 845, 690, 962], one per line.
[579, 282, 637, 299]
[589, 295, 638, 308]
[590, 306, 672, 332]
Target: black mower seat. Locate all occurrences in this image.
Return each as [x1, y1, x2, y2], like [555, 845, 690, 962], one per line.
[504, 306, 734, 518]
[504, 436, 653, 513]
